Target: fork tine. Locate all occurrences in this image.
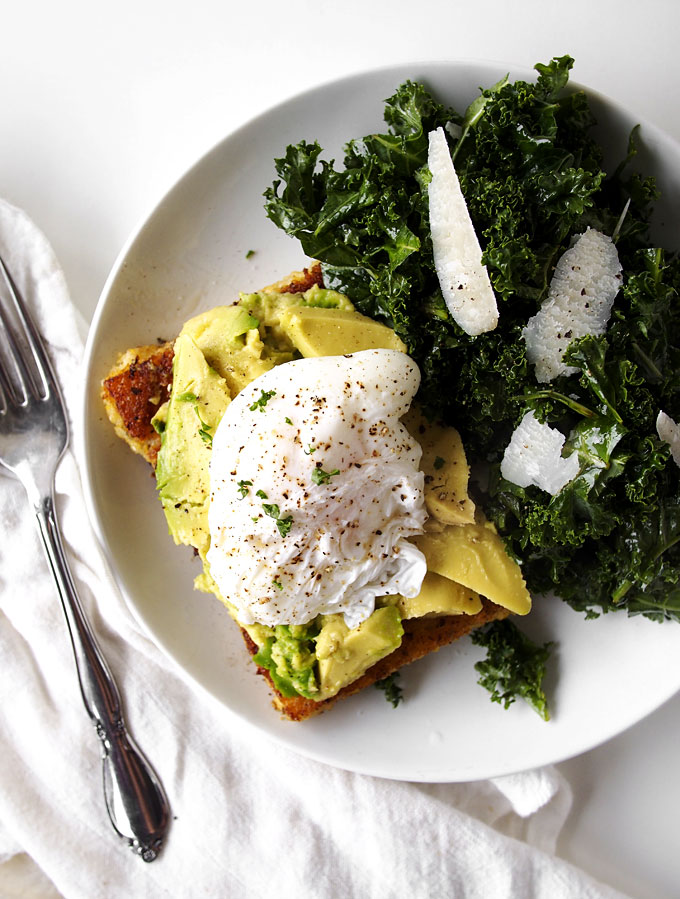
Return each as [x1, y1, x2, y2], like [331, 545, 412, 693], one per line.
[0, 255, 52, 400]
[0, 358, 10, 413]
[0, 295, 32, 403]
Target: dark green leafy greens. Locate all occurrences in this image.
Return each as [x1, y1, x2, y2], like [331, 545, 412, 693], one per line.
[264, 56, 680, 715]
[265, 55, 680, 625]
[471, 621, 553, 720]
[374, 672, 404, 708]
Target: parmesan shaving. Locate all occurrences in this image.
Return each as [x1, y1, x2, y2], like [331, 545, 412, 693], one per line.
[656, 410, 680, 467]
[501, 410, 580, 495]
[523, 228, 622, 382]
[427, 127, 498, 336]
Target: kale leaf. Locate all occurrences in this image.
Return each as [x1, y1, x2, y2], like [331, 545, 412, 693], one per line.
[374, 672, 404, 708]
[471, 620, 553, 720]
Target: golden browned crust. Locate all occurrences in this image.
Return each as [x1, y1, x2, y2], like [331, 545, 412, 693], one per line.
[240, 599, 509, 721]
[263, 262, 323, 295]
[101, 342, 174, 466]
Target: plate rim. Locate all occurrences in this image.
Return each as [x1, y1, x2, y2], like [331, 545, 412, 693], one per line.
[79, 57, 680, 782]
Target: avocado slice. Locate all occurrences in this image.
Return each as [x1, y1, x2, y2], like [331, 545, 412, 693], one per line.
[387, 570, 482, 618]
[279, 306, 407, 357]
[314, 606, 404, 699]
[155, 333, 231, 554]
[412, 521, 532, 616]
[181, 304, 259, 357]
[403, 406, 476, 526]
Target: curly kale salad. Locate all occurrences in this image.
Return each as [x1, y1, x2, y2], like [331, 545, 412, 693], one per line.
[263, 56, 680, 717]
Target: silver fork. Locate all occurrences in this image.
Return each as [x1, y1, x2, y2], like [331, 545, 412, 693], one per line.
[0, 255, 170, 861]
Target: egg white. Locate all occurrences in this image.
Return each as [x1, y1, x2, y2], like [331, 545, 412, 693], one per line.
[206, 348, 428, 628]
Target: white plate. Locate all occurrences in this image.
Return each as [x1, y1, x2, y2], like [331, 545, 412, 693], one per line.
[80, 60, 680, 782]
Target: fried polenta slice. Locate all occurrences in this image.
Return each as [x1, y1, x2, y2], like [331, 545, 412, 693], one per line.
[100, 261, 513, 721]
[101, 342, 174, 466]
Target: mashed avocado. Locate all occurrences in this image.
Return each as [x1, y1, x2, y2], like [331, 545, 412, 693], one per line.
[155, 285, 530, 702]
[253, 623, 320, 698]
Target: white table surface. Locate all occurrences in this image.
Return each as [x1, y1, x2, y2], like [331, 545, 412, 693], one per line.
[2, 1, 679, 896]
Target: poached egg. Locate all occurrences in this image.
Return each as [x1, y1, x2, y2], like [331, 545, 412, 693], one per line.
[206, 349, 427, 629]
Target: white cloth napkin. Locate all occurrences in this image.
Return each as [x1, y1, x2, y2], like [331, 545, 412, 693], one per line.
[0, 198, 630, 899]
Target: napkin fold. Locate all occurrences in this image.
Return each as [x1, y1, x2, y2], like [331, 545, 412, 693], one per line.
[0, 198, 630, 899]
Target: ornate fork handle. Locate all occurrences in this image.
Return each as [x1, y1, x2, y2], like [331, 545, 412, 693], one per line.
[35, 491, 170, 861]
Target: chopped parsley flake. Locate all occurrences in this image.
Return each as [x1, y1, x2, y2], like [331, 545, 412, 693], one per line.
[256, 489, 268, 499]
[198, 424, 213, 447]
[177, 391, 213, 447]
[433, 456, 446, 470]
[312, 466, 340, 485]
[273, 579, 283, 590]
[237, 479, 253, 499]
[250, 389, 276, 412]
[260, 500, 294, 537]
[276, 516, 293, 537]
[285, 417, 293, 425]
[304, 443, 317, 455]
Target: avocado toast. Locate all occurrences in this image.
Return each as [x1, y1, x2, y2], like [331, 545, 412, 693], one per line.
[102, 265, 530, 720]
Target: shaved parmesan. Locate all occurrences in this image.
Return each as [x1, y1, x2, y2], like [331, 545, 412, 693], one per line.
[523, 228, 622, 382]
[656, 410, 680, 467]
[427, 127, 498, 336]
[501, 410, 580, 495]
